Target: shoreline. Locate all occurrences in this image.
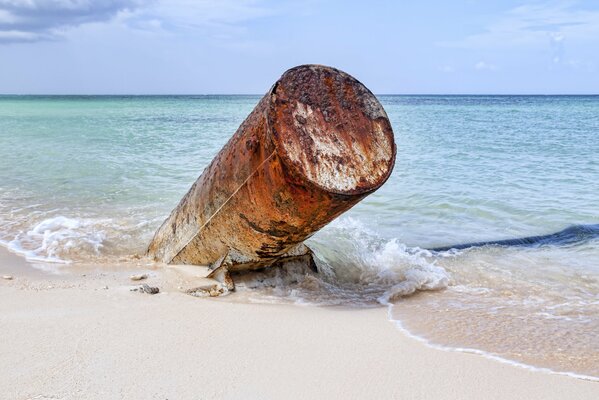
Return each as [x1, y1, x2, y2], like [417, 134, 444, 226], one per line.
[388, 306, 599, 383]
[1, 246, 598, 399]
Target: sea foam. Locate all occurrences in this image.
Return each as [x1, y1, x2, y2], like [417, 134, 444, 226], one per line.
[237, 217, 450, 306]
[3, 216, 106, 264]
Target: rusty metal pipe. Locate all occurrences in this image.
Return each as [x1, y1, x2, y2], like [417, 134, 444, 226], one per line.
[147, 64, 396, 272]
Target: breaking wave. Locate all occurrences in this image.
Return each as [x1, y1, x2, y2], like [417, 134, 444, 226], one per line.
[0, 214, 158, 265]
[239, 217, 450, 306]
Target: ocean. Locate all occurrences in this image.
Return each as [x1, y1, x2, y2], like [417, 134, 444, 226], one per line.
[1, 94, 597, 378]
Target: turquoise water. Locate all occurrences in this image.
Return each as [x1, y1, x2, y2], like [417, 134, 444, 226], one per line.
[1, 95, 598, 377]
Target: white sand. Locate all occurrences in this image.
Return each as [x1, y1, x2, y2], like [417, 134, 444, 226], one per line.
[1, 247, 598, 399]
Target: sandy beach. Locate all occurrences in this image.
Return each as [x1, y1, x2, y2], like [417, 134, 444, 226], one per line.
[2, 0, 599, 398]
[1, 247, 597, 400]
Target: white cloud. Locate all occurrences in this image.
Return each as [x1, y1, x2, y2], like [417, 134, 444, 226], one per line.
[474, 61, 497, 71]
[117, 0, 287, 55]
[124, 0, 278, 37]
[0, 0, 282, 44]
[0, 29, 45, 41]
[0, 0, 144, 43]
[438, 1, 599, 49]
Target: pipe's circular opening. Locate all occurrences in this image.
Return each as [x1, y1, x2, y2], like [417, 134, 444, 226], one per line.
[269, 65, 396, 196]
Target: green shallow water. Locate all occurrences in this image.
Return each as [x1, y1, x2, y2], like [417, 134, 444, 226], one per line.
[1, 95, 598, 377]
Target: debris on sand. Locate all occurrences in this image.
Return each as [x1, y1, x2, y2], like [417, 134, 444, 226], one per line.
[131, 284, 160, 295]
[186, 283, 229, 298]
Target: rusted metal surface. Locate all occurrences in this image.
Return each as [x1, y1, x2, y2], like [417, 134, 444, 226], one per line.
[147, 64, 396, 272]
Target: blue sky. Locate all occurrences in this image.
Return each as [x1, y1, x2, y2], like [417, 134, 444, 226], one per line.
[0, 0, 598, 94]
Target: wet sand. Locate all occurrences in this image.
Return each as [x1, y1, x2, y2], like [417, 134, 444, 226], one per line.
[1, 247, 597, 400]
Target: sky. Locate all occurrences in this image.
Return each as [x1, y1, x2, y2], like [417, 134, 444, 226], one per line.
[0, 0, 598, 94]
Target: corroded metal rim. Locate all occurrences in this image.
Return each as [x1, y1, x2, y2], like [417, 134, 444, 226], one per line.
[267, 64, 396, 196]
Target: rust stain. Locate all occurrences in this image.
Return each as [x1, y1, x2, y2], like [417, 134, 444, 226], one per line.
[147, 64, 396, 272]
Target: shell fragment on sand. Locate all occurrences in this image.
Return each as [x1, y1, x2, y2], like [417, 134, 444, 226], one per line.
[147, 64, 396, 273]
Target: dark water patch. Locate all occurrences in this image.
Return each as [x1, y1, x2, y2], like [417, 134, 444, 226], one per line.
[431, 224, 599, 252]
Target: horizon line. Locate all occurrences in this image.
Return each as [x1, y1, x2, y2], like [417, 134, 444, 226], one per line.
[1, 93, 599, 96]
